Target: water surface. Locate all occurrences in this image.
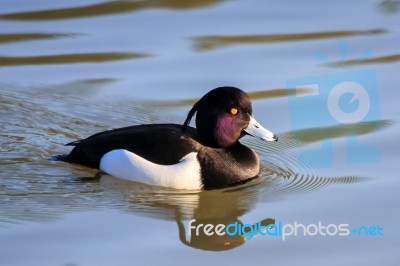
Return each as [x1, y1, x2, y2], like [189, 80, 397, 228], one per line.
[1, 0, 399, 265]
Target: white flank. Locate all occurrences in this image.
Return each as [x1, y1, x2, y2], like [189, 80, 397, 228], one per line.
[100, 150, 202, 190]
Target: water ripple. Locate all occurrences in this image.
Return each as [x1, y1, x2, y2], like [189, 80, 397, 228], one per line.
[0, 52, 149, 67]
[0, 0, 225, 21]
[0, 33, 74, 44]
[332, 53, 400, 66]
[193, 29, 385, 51]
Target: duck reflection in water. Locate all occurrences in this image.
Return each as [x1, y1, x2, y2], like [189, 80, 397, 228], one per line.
[176, 210, 274, 251]
[100, 176, 275, 251]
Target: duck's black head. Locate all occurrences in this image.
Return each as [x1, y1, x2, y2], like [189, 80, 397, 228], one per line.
[183, 86, 278, 148]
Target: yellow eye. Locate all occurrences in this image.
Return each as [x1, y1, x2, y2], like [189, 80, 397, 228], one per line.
[230, 108, 238, 115]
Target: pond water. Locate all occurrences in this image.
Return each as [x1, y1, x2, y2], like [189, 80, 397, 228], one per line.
[1, 0, 399, 265]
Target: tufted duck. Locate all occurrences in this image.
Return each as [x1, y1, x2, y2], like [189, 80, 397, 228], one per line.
[61, 87, 278, 190]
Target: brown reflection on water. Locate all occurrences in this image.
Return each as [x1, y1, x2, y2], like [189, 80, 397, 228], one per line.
[193, 29, 385, 51]
[332, 54, 400, 67]
[287, 120, 391, 143]
[151, 87, 312, 107]
[249, 88, 312, 100]
[0, 33, 72, 44]
[0, 52, 149, 67]
[0, 0, 225, 21]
